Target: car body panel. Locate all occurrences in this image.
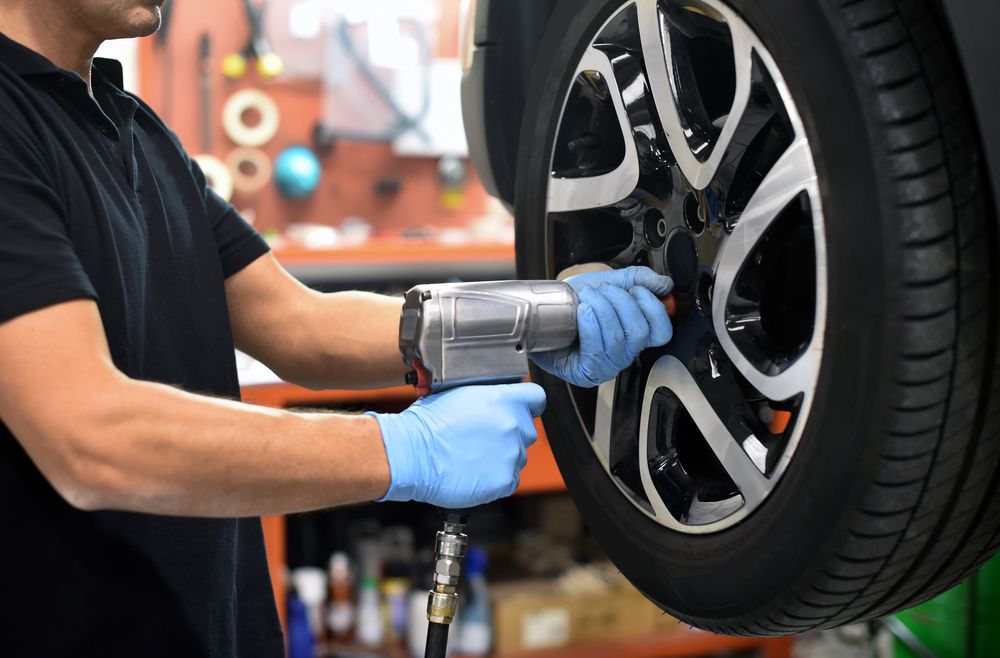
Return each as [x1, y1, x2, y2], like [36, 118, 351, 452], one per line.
[938, 0, 1000, 205]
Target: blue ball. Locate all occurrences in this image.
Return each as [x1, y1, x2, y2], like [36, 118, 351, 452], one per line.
[274, 146, 321, 199]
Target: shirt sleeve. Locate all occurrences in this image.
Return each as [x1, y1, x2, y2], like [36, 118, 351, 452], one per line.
[0, 119, 97, 324]
[188, 158, 270, 279]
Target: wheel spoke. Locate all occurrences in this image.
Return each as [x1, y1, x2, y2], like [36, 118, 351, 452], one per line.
[636, 0, 753, 190]
[591, 378, 617, 470]
[711, 137, 820, 400]
[639, 355, 770, 523]
[548, 48, 640, 212]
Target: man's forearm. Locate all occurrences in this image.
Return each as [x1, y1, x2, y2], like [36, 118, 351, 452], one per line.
[225, 255, 409, 391]
[271, 289, 408, 390]
[62, 376, 391, 517]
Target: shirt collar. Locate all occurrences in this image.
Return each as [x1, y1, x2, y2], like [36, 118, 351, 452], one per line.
[93, 58, 126, 91]
[0, 31, 126, 89]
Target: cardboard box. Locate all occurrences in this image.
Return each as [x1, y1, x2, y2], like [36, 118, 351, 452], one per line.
[490, 577, 684, 655]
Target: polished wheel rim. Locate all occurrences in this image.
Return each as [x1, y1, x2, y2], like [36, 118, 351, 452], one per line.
[544, 0, 826, 534]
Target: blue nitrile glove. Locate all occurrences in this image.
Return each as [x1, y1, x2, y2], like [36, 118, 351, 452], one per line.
[531, 266, 674, 388]
[368, 382, 546, 508]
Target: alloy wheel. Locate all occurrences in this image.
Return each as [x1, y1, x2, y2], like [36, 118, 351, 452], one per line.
[544, 0, 827, 534]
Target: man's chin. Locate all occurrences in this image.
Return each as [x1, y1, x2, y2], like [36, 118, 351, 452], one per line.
[119, 7, 162, 39]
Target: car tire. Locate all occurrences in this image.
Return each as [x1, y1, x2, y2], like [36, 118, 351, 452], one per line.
[514, 0, 1000, 634]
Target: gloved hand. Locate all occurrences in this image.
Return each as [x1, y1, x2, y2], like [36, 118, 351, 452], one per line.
[368, 382, 546, 508]
[531, 266, 674, 388]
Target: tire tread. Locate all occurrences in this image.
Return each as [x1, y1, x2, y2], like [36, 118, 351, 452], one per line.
[730, 0, 998, 635]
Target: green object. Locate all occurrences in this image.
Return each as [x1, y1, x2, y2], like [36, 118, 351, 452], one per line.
[893, 554, 1000, 658]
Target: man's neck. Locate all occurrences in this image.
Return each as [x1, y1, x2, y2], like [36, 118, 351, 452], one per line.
[0, 2, 100, 94]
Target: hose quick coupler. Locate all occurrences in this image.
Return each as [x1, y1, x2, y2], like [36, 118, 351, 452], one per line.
[427, 520, 468, 624]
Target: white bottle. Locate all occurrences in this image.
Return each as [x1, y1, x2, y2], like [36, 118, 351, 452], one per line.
[355, 575, 384, 648]
[290, 567, 327, 642]
[326, 552, 354, 640]
[454, 547, 491, 656]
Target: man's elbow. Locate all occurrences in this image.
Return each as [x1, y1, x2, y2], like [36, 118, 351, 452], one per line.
[38, 404, 134, 513]
[53, 474, 107, 512]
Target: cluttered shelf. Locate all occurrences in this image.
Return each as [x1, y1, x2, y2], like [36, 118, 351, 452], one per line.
[328, 634, 794, 658]
[307, 549, 798, 658]
[490, 633, 795, 658]
[315, 566, 797, 658]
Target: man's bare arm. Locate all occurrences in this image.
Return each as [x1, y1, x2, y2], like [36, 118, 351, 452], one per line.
[0, 299, 391, 517]
[225, 254, 408, 390]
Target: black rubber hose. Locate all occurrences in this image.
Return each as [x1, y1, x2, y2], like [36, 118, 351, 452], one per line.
[424, 621, 451, 658]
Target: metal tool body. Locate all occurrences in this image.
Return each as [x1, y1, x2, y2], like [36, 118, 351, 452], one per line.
[400, 280, 579, 395]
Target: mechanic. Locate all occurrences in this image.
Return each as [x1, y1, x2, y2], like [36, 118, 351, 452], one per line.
[0, 1, 673, 656]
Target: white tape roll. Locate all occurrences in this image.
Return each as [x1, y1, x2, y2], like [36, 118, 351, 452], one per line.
[193, 154, 234, 202]
[222, 89, 280, 147]
[227, 147, 273, 194]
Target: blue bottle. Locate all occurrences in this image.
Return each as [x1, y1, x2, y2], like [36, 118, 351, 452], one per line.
[288, 590, 315, 658]
[455, 546, 492, 656]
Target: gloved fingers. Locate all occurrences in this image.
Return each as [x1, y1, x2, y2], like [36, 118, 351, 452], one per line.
[573, 299, 621, 386]
[519, 412, 539, 450]
[568, 303, 610, 387]
[631, 286, 673, 346]
[575, 301, 605, 357]
[568, 265, 673, 296]
[598, 283, 650, 358]
[529, 348, 575, 383]
[497, 381, 547, 417]
[628, 267, 674, 296]
[528, 348, 556, 374]
[516, 436, 529, 470]
[505, 472, 521, 498]
[577, 285, 626, 358]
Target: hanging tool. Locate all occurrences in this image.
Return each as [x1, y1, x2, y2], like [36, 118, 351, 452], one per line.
[397, 279, 676, 657]
[199, 32, 213, 152]
[222, 0, 284, 79]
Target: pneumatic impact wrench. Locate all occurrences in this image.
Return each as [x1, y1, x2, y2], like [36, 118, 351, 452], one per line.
[397, 280, 675, 658]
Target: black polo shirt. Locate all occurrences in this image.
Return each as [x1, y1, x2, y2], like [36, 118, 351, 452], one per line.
[0, 33, 283, 657]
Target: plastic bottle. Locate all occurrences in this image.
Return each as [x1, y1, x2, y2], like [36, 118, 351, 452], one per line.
[381, 526, 415, 642]
[383, 576, 410, 642]
[454, 546, 492, 656]
[291, 567, 327, 643]
[326, 552, 355, 641]
[355, 574, 384, 648]
[287, 588, 315, 658]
